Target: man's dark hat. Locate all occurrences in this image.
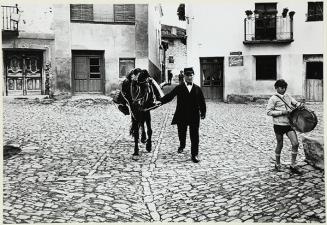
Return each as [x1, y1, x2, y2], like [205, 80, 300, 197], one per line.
[184, 67, 194, 74]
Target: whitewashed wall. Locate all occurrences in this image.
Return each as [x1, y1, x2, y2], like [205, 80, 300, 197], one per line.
[17, 4, 54, 34]
[186, 0, 324, 100]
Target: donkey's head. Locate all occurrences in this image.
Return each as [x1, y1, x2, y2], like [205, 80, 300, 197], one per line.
[130, 69, 155, 112]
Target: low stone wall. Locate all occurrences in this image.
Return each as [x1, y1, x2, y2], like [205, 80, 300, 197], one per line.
[302, 135, 324, 170]
[226, 94, 305, 104]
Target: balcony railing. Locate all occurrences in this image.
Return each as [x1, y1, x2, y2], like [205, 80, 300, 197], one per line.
[244, 16, 294, 44]
[2, 5, 19, 32]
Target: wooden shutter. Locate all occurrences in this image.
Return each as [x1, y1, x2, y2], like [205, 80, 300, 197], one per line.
[70, 4, 93, 21]
[114, 4, 135, 23]
[93, 4, 114, 22]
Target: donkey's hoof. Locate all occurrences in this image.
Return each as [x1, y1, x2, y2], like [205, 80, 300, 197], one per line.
[141, 137, 147, 144]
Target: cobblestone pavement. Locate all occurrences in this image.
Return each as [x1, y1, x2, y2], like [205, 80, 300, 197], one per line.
[3, 97, 325, 223]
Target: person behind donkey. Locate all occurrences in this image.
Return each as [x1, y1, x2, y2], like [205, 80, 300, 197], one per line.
[178, 70, 184, 85]
[158, 67, 206, 163]
[168, 71, 173, 85]
[266, 79, 305, 174]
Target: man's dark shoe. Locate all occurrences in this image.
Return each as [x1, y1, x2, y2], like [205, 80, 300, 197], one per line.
[178, 147, 184, 153]
[275, 163, 281, 172]
[191, 156, 200, 163]
[290, 165, 303, 175]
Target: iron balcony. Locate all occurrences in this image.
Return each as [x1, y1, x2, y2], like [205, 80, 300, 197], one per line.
[243, 15, 294, 44]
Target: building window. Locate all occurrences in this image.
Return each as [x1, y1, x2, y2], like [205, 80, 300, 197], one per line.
[306, 62, 323, 79]
[256, 56, 277, 80]
[254, 3, 277, 40]
[307, 2, 323, 21]
[70, 4, 135, 23]
[90, 58, 101, 79]
[71, 4, 94, 21]
[168, 56, 174, 63]
[119, 58, 135, 78]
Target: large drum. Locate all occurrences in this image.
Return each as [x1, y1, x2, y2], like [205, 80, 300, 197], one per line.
[289, 107, 318, 133]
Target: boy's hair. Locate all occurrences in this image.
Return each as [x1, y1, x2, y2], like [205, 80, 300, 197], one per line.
[274, 79, 288, 88]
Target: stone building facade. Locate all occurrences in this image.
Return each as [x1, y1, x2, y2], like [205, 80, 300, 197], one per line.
[2, 4, 55, 96]
[2, 3, 163, 97]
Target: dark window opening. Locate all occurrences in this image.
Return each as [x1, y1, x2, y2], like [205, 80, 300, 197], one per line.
[119, 58, 135, 78]
[255, 3, 277, 40]
[168, 56, 174, 63]
[89, 57, 101, 79]
[307, 2, 323, 21]
[256, 56, 277, 80]
[306, 62, 323, 79]
[70, 4, 135, 23]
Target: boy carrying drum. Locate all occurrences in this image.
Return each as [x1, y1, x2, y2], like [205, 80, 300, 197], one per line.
[266, 79, 305, 175]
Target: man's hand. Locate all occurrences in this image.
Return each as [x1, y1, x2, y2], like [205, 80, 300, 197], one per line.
[298, 103, 305, 110]
[201, 114, 206, 119]
[281, 110, 290, 115]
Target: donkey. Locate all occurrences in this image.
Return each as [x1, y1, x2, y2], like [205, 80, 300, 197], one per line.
[120, 69, 162, 159]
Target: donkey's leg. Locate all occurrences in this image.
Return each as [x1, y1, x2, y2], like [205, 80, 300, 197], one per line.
[131, 119, 140, 156]
[145, 112, 152, 152]
[140, 122, 147, 144]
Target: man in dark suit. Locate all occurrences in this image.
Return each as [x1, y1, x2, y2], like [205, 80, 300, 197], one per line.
[159, 67, 206, 163]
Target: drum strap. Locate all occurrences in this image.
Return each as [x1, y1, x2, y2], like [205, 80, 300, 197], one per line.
[275, 95, 294, 110]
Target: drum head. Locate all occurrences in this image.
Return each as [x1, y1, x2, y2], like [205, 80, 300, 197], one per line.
[289, 108, 318, 133]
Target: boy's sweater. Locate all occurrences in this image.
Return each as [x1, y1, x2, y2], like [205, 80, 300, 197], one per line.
[266, 93, 301, 126]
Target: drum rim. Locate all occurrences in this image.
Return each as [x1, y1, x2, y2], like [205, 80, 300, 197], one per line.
[289, 108, 318, 133]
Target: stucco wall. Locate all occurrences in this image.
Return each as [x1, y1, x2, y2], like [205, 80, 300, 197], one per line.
[17, 4, 54, 34]
[135, 4, 149, 73]
[186, 0, 324, 100]
[53, 4, 71, 94]
[71, 23, 137, 92]
[53, 4, 150, 94]
[147, 4, 162, 81]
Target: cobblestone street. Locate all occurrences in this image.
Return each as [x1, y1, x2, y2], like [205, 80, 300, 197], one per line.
[3, 97, 325, 223]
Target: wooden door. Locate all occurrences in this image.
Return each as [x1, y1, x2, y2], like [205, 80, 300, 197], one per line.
[200, 57, 224, 100]
[305, 61, 323, 101]
[5, 52, 43, 96]
[73, 54, 103, 93]
[306, 80, 323, 101]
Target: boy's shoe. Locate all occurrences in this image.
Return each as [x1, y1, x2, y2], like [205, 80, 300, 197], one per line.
[275, 163, 281, 171]
[289, 165, 303, 175]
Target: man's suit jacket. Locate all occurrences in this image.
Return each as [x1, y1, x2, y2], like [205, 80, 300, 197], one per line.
[161, 83, 206, 126]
